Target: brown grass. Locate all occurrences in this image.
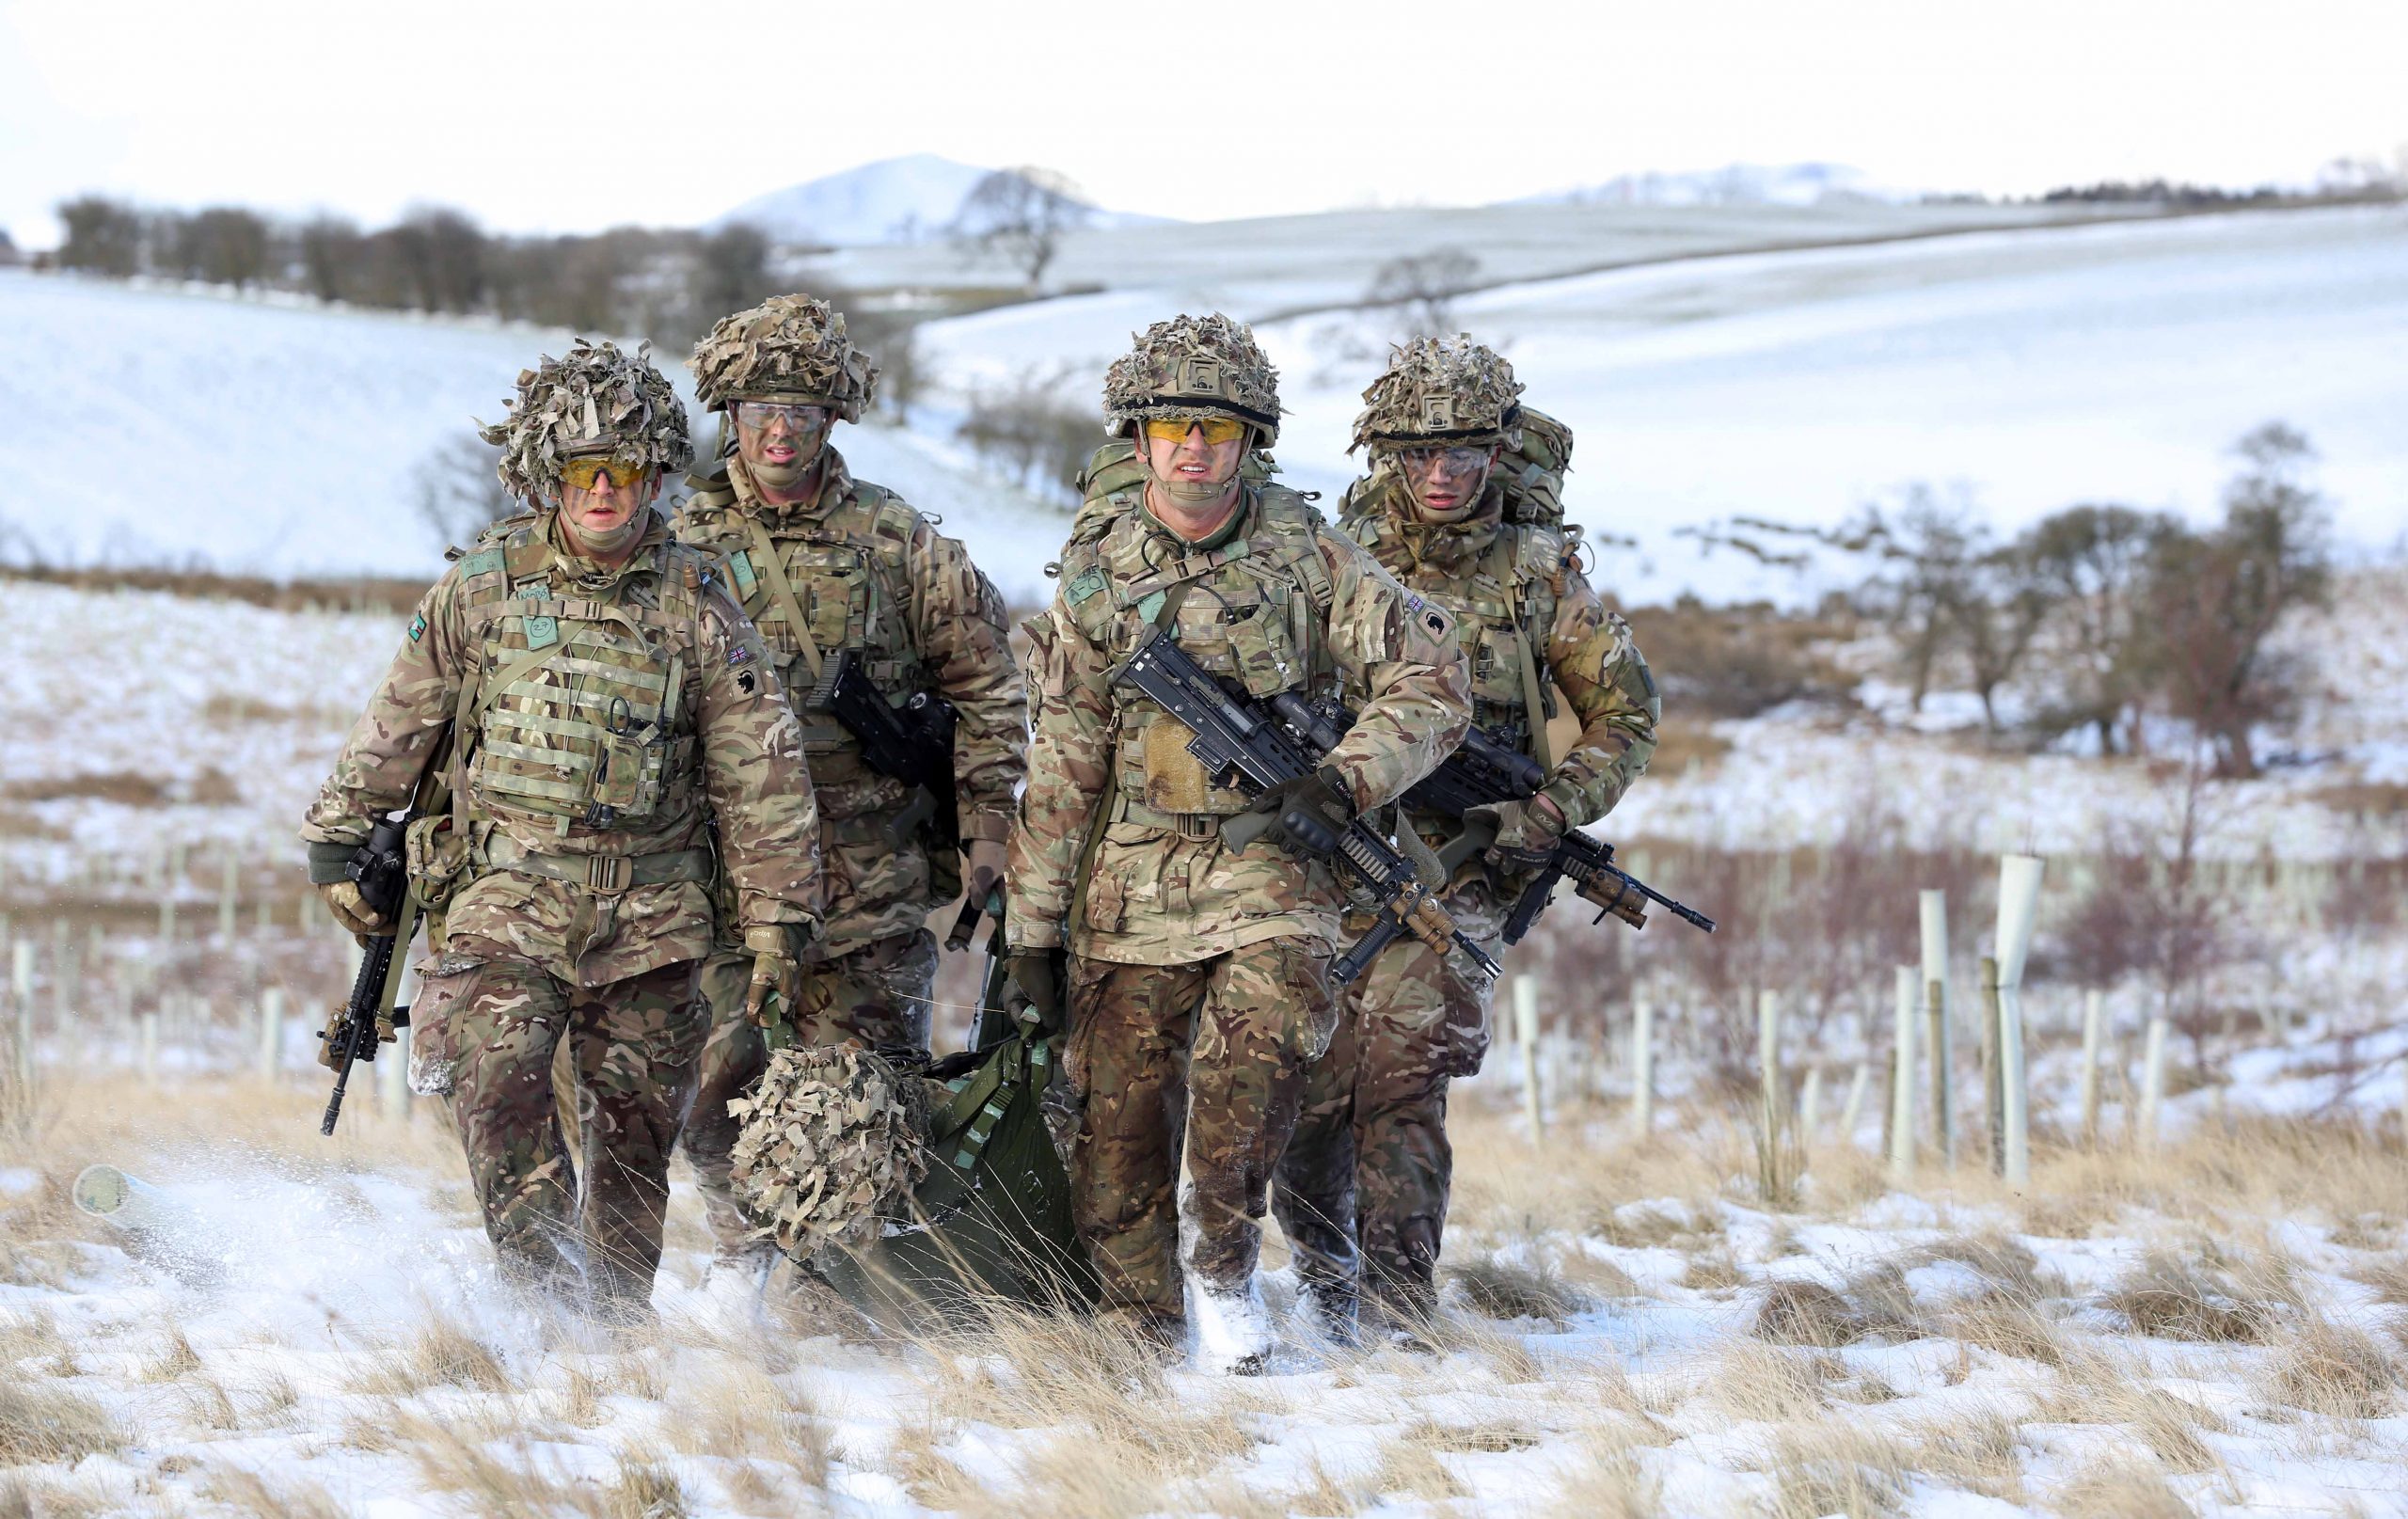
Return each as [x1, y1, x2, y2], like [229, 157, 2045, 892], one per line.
[195, 1464, 349, 1519]
[350, 1316, 512, 1396]
[1449, 1249, 1589, 1324]
[2102, 1248, 2274, 1343]
[1752, 1279, 1866, 1347]
[2261, 1318, 2402, 1418]
[2052, 1456, 2194, 1519]
[0, 1381, 122, 1465]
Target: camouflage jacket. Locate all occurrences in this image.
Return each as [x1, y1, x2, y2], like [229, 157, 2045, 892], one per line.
[301, 509, 821, 988]
[1009, 483, 1472, 965]
[1340, 478, 1657, 881]
[673, 448, 1026, 957]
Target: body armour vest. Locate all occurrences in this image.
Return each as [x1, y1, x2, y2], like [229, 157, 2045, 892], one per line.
[1059, 483, 1336, 819]
[451, 514, 711, 840]
[1339, 500, 1566, 757]
[674, 458, 928, 805]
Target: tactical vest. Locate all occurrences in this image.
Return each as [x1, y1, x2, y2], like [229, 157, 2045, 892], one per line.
[675, 462, 930, 772]
[1059, 483, 1336, 826]
[1339, 496, 1567, 760]
[449, 514, 710, 840]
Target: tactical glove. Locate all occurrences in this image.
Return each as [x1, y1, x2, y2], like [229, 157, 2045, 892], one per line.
[318, 879, 386, 941]
[1005, 950, 1064, 1028]
[1465, 793, 1568, 873]
[742, 926, 804, 1030]
[1227, 766, 1355, 859]
[964, 838, 1007, 910]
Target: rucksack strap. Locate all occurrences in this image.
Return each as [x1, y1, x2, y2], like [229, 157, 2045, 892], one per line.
[740, 514, 827, 680]
[1487, 530, 1558, 772]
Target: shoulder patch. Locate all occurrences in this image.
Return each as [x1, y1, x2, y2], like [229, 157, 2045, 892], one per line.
[458, 548, 504, 578]
[407, 612, 428, 642]
[728, 548, 759, 596]
[1065, 566, 1109, 607]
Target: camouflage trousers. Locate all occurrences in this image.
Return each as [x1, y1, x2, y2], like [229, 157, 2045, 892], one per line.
[1066, 937, 1337, 1321]
[681, 927, 938, 1264]
[421, 943, 705, 1310]
[1272, 894, 1501, 1322]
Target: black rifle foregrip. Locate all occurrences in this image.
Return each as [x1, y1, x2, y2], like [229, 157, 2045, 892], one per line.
[1332, 912, 1405, 987]
[1502, 866, 1563, 947]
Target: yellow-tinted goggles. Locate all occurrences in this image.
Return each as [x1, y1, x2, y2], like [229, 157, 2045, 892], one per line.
[1141, 416, 1249, 445]
[559, 457, 648, 490]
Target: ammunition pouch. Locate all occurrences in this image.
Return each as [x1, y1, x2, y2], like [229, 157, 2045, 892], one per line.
[405, 815, 471, 913]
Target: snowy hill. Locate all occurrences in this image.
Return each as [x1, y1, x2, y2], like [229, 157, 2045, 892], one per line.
[1513, 161, 1911, 208]
[711, 153, 1165, 246]
[0, 271, 1069, 597]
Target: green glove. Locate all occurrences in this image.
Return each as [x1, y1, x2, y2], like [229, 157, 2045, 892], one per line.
[1006, 951, 1065, 1026]
[1227, 766, 1354, 858]
[1465, 793, 1568, 872]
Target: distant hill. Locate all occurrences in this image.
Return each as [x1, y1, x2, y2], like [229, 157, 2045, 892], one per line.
[711, 153, 1169, 246]
[1512, 162, 1916, 209]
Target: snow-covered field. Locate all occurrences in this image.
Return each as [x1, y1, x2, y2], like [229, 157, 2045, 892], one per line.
[10, 200, 2401, 610]
[0, 273, 1066, 596]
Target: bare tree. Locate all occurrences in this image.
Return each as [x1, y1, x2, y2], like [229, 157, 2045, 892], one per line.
[412, 435, 515, 550]
[1365, 247, 1482, 338]
[177, 207, 272, 290]
[953, 366, 1094, 503]
[2015, 503, 2179, 753]
[56, 196, 143, 276]
[950, 167, 1091, 292]
[298, 215, 363, 304]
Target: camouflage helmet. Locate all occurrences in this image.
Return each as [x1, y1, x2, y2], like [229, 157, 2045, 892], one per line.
[1350, 334, 1525, 454]
[476, 339, 693, 502]
[688, 293, 879, 422]
[1101, 312, 1282, 446]
[726, 1043, 929, 1259]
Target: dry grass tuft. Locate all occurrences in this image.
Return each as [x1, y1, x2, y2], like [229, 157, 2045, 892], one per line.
[1705, 1341, 1829, 1423]
[1449, 1250, 1588, 1325]
[142, 1327, 204, 1381]
[2261, 1317, 2401, 1418]
[1371, 1436, 1470, 1500]
[1680, 1249, 1746, 1292]
[1902, 1408, 2026, 1501]
[1752, 1279, 1865, 1346]
[1943, 1296, 2069, 1369]
[601, 1454, 689, 1519]
[195, 1464, 349, 1519]
[2052, 1456, 2193, 1519]
[1399, 1415, 1544, 1453]
[1539, 1432, 1660, 1519]
[0, 1380, 123, 1464]
[1761, 1421, 1909, 1519]
[352, 1316, 512, 1396]
[2103, 1248, 2273, 1343]
[2348, 1254, 2408, 1306]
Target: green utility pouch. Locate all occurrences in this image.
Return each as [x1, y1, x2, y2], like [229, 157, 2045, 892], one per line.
[816, 1031, 1099, 1324]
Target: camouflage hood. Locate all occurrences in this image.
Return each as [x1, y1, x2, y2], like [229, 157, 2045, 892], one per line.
[476, 340, 693, 502]
[727, 1043, 930, 1258]
[1101, 312, 1282, 445]
[689, 293, 879, 421]
[1351, 334, 1524, 454]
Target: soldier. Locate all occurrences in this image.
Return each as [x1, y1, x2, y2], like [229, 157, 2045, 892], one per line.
[1006, 314, 1472, 1369]
[1272, 336, 1658, 1342]
[673, 295, 1025, 1291]
[302, 340, 821, 1319]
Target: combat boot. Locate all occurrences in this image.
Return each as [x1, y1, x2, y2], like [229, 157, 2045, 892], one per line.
[1292, 1274, 1359, 1349]
[1191, 1275, 1275, 1375]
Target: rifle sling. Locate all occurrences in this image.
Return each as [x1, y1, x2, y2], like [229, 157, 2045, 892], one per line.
[743, 515, 826, 681]
[1066, 581, 1195, 938]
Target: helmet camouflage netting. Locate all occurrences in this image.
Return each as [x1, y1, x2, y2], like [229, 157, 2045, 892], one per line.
[1101, 312, 1282, 446]
[727, 1043, 930, 1259]
[688, 293, 879, 420]
[476, 339, 693, 502]
[1350, 334, 1525, 454]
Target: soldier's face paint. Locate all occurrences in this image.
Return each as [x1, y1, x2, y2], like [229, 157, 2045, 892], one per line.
[735, 401, 832, 495]
[1398, 444, 1497, 523]
[558, 466, 659, 559]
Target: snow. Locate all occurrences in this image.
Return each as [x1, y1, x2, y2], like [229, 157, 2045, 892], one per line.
[0, 270, 1069, 598]
[711, 153, 1168, 247]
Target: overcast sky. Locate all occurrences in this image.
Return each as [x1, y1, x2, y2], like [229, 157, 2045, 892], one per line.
[5, 0, 2401, 248]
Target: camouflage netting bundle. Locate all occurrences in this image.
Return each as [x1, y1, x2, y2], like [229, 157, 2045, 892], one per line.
[727, 1043, 930, 1258]
[1351, 334, 1525, 453]
[476, 339, 693, 501]
[688, 293, 879, 420]
[1101, 312, 1283, 444]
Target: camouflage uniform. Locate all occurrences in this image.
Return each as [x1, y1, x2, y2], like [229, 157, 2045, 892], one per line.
[1008, 316, 1473, 1338]
[671, 296, 1026, 1271]
[1272, 337, 1658, 1329]
[302, 341, 821, 1312]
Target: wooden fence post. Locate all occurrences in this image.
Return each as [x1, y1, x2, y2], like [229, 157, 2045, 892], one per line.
[1757, 989, 1789, 1201]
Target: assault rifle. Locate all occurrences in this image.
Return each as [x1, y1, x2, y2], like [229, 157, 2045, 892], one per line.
[1267, 697, 1716, 945]
[320, 736, 450, 1135]
[804, 650, 991, 947]
[319, 814, 409, 1134]
[1108, 628, 1501, 988]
